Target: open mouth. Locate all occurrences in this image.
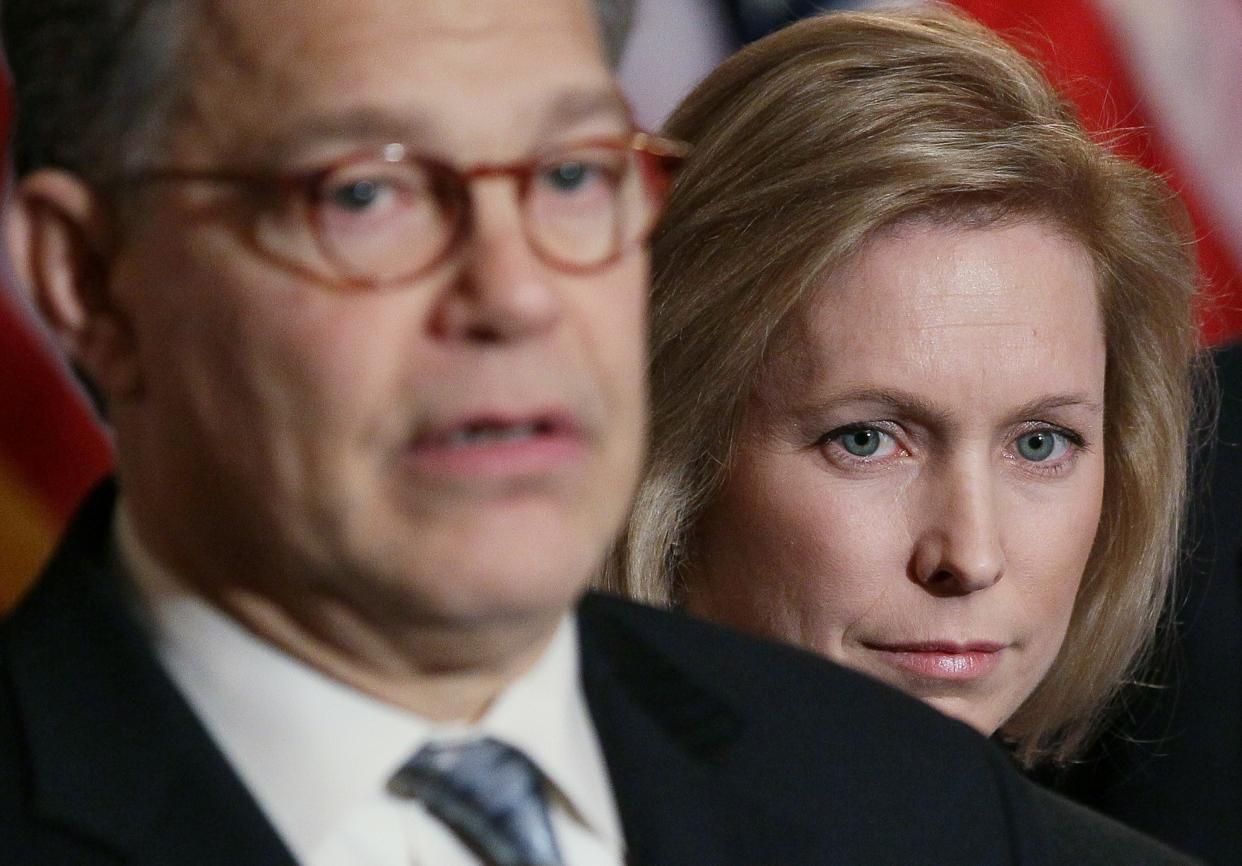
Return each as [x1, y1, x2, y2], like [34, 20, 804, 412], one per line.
[406, 410, 586, 479]
[443, 418, 555, 448]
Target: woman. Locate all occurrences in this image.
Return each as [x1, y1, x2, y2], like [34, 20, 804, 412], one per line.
[609, 8, 1203, 767]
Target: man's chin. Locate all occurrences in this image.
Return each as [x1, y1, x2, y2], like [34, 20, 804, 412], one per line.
[331, 490, 621, 617]
[414, 556, 593, 622]
[343, 541, 593, 621]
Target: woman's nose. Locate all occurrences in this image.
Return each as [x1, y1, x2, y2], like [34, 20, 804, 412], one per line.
[911, 461, 1006, 595]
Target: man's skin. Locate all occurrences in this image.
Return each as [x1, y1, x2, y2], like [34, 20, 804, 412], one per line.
[4, 0, 648, 721]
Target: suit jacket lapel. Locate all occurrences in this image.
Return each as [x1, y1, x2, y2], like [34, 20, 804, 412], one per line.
[5, 482, 297, 866]
[577, 593, 826, 866]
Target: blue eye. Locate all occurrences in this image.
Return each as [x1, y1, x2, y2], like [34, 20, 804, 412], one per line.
[822, 426, 898, 462]
[840, 428, 883, 457]
[543, 161, 593, 192]
[316, 161, 428, 219]
[329, 179, 386, 211]
[1016, 430, 1068, 462]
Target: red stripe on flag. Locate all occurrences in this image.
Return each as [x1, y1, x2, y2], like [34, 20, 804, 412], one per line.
[951, 0, 1242, 345]
[1, 43, 110, 573]
[0, 290, 112, 522]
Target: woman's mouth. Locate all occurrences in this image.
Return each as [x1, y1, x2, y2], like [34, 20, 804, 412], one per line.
[860, 640, 1008, 682]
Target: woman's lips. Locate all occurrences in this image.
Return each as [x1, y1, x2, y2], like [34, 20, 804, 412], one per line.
[861, 641, 1007, 682]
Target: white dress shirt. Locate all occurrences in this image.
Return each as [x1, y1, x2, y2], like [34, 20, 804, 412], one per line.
[116, 506, 626, 866]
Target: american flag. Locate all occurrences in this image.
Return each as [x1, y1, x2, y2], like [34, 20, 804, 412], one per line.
[624, 0, 1242, 338]
[0, 65, 112, 607]
[945, 0, 1242, 345]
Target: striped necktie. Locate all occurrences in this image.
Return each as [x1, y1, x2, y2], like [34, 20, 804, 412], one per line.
[388, 737, 563, 866]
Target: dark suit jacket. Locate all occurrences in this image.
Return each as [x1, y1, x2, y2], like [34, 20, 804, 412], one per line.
[1042, 342, 1242, 865]
[1, 483, 1196, 865]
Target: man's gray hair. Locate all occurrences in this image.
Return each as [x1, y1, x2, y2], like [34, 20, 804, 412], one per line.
[1, 0, 638, 180]
[2, 0, 193, 179]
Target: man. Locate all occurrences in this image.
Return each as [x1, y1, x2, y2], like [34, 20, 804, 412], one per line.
[0, 1, 1196, 864]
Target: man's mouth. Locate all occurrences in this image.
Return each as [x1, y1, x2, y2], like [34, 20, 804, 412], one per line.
[405, 411, 587, 480]
[443, 419, 552, 448]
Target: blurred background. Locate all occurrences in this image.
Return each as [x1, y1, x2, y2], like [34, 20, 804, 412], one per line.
[616, 0, 1242, 338]
[3, 0, 1241, 602]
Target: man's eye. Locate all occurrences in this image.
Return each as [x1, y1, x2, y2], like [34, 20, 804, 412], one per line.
[327, 179, 394, 212]
[539, 158, 617, 195]
[315, 162, 430, 219]
[541, 161, 593, 191]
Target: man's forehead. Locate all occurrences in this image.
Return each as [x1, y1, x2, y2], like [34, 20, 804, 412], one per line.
[196, 0, 603, 57]
[173, 0, 616, 163]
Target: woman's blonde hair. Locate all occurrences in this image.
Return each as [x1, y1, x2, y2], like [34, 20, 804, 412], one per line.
[607, 7, 1203, 765]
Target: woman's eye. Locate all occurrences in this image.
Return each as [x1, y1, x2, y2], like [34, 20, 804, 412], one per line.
[825, 426, 897, 460]
[1014, 429, 1071, 462]
[842, 428, 882, 457]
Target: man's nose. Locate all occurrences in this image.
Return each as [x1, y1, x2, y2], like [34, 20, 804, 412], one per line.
[430, 181, 563, 342]
[910, 458, 1006, 595]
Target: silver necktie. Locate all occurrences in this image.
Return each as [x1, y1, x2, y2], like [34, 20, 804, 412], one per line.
[389, 737, 563, 866]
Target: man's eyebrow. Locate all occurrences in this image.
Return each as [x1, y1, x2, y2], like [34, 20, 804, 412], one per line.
[537, 87, 632, 139]
[259, 109, 435, 163]
[254, 90, 628, 166]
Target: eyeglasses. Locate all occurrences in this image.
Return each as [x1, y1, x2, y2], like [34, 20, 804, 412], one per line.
[117, 132, 689, 289]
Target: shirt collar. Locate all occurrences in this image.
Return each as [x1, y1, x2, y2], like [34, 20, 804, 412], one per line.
[478, 616, 623, 850]
[115, 501, 621, 860]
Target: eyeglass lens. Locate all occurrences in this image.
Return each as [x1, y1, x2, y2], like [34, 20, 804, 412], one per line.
[250, 142, 659, 285]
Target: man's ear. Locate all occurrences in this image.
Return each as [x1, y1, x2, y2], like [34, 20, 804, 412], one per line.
[4, 169, 141, 400]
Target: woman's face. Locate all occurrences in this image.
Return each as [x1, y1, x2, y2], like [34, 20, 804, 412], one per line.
[688, 219, 1106, 735]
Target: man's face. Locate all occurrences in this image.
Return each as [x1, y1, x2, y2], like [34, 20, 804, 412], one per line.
[107, 0, 647, 628]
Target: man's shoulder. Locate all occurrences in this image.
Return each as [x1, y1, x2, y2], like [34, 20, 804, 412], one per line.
[0, 483, 299, 866]
[577, 592, 1041, 861]
[579, 590, 993, 746]
[1026, 781, 1202, 865]
[578, 593, 1202, 866]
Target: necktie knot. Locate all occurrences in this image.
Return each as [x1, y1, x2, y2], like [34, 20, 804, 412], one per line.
[389, 736, 563, 866]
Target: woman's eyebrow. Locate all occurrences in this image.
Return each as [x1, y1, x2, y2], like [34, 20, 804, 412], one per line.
[1005, 394, 1103, 421]
[792, 387, 955, 427]
[789, 389, 1102, 432]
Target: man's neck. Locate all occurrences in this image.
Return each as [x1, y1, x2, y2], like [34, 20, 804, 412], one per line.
[214, 589, 565, 722]
[116, 502, 567, 723]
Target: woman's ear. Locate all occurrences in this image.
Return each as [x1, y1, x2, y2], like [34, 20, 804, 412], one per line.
[4, 169, 141, 400]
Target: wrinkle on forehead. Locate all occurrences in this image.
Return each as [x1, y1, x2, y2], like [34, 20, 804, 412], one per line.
[754, 218, 1103, 419]
[189, 0, 601, 79]
[830, 219, 1094, 332]
[166, 0, 609, 162]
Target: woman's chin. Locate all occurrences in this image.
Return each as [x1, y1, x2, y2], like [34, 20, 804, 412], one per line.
[921, 694, 1005, 737]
